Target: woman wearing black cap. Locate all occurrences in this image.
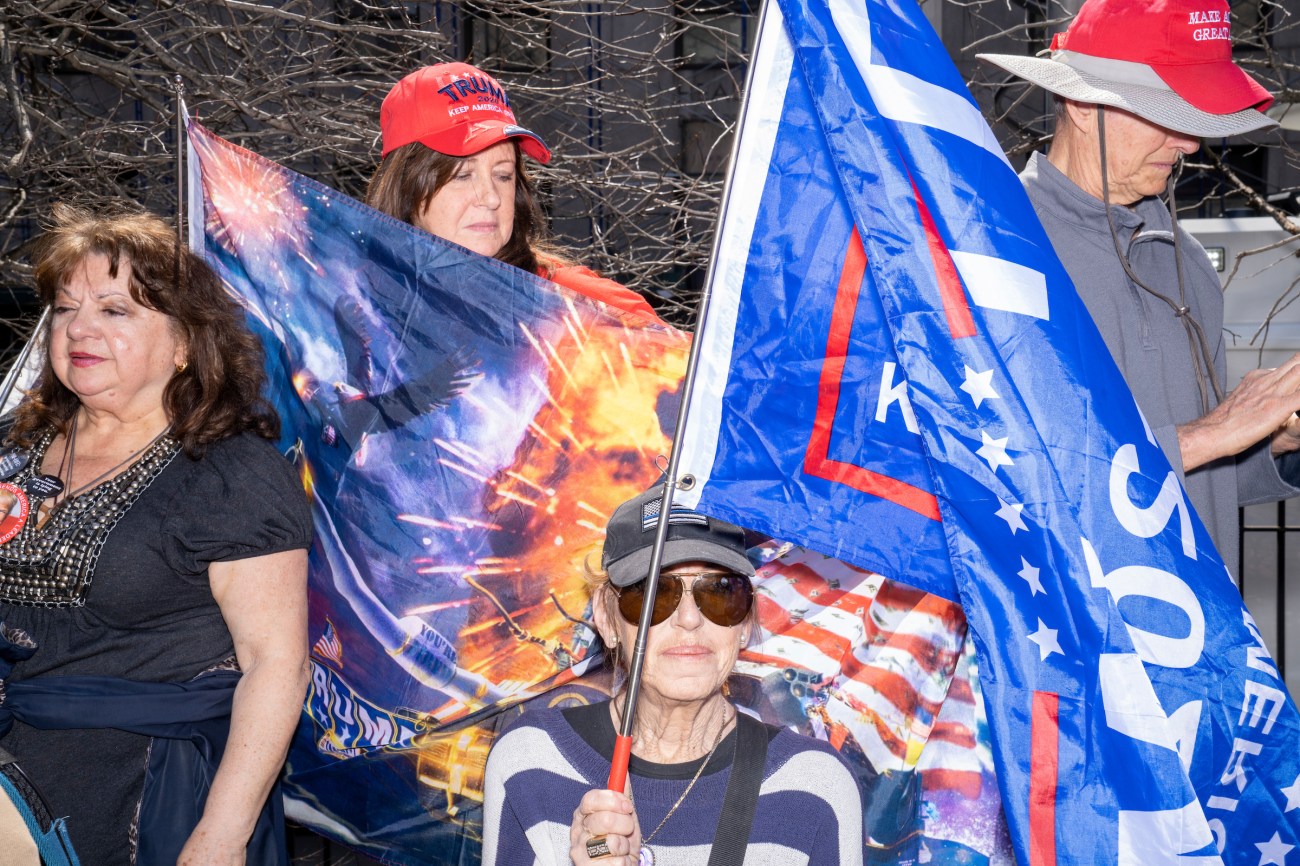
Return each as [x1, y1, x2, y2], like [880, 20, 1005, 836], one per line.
[367, 63, 659, 321]
[480, 488, 863, 866]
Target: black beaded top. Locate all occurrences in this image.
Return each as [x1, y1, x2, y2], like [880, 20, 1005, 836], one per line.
[0, 430, 181, 607]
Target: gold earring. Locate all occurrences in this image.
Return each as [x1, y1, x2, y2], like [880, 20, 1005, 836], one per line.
[176, 360, 188, 373]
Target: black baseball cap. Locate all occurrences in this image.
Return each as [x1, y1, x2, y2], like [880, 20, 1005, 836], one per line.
[601, 487, 755, 588]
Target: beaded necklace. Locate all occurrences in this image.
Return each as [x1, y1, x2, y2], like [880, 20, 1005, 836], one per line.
[34, 415, 170, 526]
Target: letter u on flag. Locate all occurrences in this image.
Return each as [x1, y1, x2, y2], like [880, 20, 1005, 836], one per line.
[675, 1, 1300, 863]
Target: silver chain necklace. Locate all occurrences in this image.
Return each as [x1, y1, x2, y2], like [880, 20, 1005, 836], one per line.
[625, 703, 733, 866]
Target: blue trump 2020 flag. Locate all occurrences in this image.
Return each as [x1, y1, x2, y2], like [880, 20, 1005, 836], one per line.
[676, 1, 1300, 863]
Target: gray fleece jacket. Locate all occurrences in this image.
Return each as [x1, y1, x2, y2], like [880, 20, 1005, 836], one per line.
[1021, 152, 1300, 576]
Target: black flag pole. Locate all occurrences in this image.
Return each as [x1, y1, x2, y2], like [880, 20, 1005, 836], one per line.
[605, 0, 773, 794]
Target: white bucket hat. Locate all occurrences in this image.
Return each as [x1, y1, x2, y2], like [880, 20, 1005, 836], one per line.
[978, 0, 1277, 138]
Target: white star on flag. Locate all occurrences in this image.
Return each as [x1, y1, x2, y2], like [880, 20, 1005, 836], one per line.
[1283, 774, 1300, 813]
[977, 430, 1014, 472]
[995, 498, 1027, 534]
[1018, 557, 1044, 596]
[959, 365, 999, 408]
[1027, 619, 1062, 661]
[1256, 831, 1295, 866]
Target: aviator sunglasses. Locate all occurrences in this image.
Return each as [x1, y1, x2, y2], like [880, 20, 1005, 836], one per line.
[615, 570, 754, 628]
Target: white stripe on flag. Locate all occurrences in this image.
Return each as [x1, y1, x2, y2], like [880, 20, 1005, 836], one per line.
[835, 677, 922, 727]
[950, 251, 1050, 321]
[852, 646, 954, 706]
[825, 693, 910, 771]
[801, 606, 868, 645]
[868, 602, 958, 641]
[914, 736, 981, 773]
[828, 0, 1010, 169]
[752, 634, 842, 677]
[676, 0, 794, 508]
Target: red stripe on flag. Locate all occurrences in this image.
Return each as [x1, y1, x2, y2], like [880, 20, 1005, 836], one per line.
[920, 767, 982, 799]
[945, 674, 975, 705]
[803, 229, 942, 521]
[838, 666, 945, 721]
[911, 180, 976, 339]
[929, 720, 977, 749]
[848, 633, 962, 680]
[1030, 691, 1059, 866]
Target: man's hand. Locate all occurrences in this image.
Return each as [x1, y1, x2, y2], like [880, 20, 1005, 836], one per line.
[1272, 413, 1300, 457]
[1178, 353, 1300, 472]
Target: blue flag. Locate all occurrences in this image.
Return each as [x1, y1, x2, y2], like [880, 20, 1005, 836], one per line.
[675, 1, 1300, 863]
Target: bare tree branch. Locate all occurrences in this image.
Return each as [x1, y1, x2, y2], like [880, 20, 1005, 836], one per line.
[0, 0, 1296, 345]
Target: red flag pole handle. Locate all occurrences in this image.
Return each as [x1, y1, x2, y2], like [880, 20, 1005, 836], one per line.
[607, 734, 634, 792]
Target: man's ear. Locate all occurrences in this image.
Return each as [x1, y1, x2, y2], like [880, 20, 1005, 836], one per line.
[1062, 98, 1097, 137]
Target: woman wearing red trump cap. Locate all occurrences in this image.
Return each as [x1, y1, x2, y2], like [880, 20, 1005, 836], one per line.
[366, 62, 659, 321]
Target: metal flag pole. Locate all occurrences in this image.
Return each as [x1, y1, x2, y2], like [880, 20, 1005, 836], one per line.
[174, 74, 186, 249]
[606, 0, 774, 794]
[0, 308, 48, 416]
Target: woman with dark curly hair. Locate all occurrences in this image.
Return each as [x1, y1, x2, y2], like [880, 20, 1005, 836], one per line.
[367, 62, 660, 321]
[0, 204, 310, 866]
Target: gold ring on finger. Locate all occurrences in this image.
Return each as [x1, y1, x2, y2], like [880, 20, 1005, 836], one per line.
[586, 834, 613, 859]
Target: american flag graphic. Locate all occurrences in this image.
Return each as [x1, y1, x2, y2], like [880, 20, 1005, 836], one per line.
[742, 542, 998, 857]
[312, 618, 344, 669]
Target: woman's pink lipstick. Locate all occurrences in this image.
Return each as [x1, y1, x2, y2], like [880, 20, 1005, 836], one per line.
[69, 353, 103, 368]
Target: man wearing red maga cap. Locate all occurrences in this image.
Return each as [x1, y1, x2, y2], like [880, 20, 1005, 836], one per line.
[979, 0, 1300, 577]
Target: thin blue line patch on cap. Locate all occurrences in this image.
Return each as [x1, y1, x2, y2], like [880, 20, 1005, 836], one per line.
[641, 500, 710, 532]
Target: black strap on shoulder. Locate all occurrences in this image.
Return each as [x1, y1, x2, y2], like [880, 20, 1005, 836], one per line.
[707, 711, 770, 866]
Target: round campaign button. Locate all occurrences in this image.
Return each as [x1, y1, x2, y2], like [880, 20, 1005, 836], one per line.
[0, 482, 30, 544]
[23, 474, 64, 500]
[0, 447, 29, 481]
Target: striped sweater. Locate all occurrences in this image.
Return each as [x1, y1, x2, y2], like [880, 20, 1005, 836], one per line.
[482, 701, 863, 865]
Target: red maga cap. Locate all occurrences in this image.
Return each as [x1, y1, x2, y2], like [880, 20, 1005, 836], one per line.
[1050, 0, 1272, 113]
[379, 63, 552, 163]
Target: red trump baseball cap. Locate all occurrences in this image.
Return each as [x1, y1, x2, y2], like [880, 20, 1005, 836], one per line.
[979, 0, 1276, 137]
[379, 63, 552, 163]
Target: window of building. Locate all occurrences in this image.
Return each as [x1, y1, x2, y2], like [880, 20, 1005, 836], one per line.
[463, 4, 550, 72]
[681, 118, 732, 177]
[678, 1, 755, 68]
